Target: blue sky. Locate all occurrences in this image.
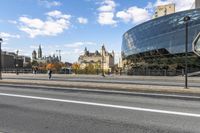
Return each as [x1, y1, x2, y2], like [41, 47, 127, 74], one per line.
[0, 0, 194, 63]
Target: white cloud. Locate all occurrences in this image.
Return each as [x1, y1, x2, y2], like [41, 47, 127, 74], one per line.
[19, 17, 44, 29]
[46, 10, 71, 19]
[116, 6, 151, 24]
[97, 0, 117, 26]
[0, 32, 20, 44]
[65, 41, 96, 48]
[18, 10, 71, 38]
[145, 2, 155, 13]
[8, 20, 17, 24]
[30, 45, 39, 49]
[74, 48, 82, 54]
[98, 0, 116, 12]
[98, 12, 117, 25]
[116, 0, 194, 25]
[2, 46, 11, 51]
[116, 11, 132, 23]
[38, 0, 62, 8]
[77, 17, 88, 24]
[46, 10, 61, 17]
[154, 0, 171, 6]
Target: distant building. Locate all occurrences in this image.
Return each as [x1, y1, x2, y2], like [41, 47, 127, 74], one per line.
[65, 62, 72, 68]
[2, 51, 15, 69]
[32, 50, 37, 60]
[32, 45, 60, 63]
[118, 58, 123, 68]
[1, 51, 31, 69]
[38, 45, 42, 59]
[78, 45, 114, 71]
[121, 9, 200, 76]
[153, 3, 175, 18]
[196, 0, 200, 9]
[20, 56, 31, 67]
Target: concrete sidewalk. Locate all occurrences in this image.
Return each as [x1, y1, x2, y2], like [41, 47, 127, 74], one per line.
[0, 75, 200, 96]
[2, 73, 200, 82]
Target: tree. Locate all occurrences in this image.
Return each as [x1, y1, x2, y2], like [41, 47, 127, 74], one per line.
[46, 63, 62, 73]
[32, 60, 39, 67]
[72, 63, 80, 74]
[94, 61, 101, 69]
[46, 63, 55, 70]
[39, 62, 47, 71]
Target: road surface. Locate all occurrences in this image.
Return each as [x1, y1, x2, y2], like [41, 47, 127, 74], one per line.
[0, 85, 200, 133]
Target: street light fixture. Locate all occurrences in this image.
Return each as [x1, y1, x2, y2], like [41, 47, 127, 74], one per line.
[56, 50, 61, 62]
[183, 16, 191, 89]
[16, 50, 19, 75]
[0, 38, 2, 80]
[101, 45, 105, 77]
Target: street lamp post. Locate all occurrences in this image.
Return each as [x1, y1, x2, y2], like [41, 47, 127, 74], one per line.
[56, 50, 61, 62]
[16, 50, 19, 75]
[101, 46, 105, 77]
[0, 38, 2, 80]
[183, 16, 191, 89]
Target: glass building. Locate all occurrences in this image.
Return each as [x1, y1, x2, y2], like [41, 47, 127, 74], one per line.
[122, 9, 200, 76]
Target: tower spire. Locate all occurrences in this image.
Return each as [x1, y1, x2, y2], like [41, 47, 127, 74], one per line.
[38, 44, 42, 59]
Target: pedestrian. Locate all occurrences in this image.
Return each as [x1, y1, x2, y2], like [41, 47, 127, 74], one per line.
[36, 67, 38, 74]
[48, 69, 52, 79]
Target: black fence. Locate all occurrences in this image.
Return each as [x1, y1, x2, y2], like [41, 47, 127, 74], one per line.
[2, 68, 33, 73]
[2, 68, 199, 76]
[1, 68, 72, 74]
[123, 68, 200, 76]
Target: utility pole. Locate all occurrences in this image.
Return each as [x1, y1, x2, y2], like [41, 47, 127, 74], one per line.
[101, 45, 105, 77]
[183, 16, 191, 89]
[0, 38, 3, 80]
[56, 50, 61, 62]
[16, 50, 19, 75]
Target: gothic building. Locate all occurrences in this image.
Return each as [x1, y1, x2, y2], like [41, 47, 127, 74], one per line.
[78, 45, 115, 71]
[38, 45, 42, 59]
[32, 50, 37, 60]
[32, 45, 60, 63]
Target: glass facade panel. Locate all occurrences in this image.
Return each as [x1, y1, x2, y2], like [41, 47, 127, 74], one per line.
[122, 9, 200, 75]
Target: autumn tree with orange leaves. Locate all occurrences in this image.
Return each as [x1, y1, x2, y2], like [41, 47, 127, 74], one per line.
[46, 62, 66, 73]
[72, 63, 80, 74]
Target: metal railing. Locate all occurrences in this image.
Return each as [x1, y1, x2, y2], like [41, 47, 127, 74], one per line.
[123, 68, 200, 76]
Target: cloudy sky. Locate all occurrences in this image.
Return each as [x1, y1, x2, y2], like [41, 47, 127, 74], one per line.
[0, 0, 195, 63]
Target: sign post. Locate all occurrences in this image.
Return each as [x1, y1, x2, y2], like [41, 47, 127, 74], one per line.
[183, 16, 190, 89]
[192, 32, 200, 56]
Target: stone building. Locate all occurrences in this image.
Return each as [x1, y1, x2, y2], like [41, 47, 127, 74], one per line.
[1, 51, 31, 69]
[153, 3, 175, 19]
[32, 45, 60, 63]
[38, 45, 42, 59]
[20, 56, 31, 67]
[32, 50, 37, 60]
[1, 51, 15, 69]
[78, 45, 114, 71]
[196, 0, 200, 9]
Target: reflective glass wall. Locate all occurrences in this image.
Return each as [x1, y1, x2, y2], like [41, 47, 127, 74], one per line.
[122, 9, 200, 75]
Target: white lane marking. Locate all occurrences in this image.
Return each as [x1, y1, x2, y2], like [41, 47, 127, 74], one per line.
[2, 84, 200, 100]
[0, 93, 200, 118]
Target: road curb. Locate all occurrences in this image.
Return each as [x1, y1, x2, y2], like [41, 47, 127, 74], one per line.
[1, 79, 200, 98]
[1, 83, 200, 101]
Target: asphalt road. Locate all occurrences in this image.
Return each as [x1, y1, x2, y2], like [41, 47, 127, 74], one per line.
[3, 74, 200, 88]
[0, 85, 200, 133]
